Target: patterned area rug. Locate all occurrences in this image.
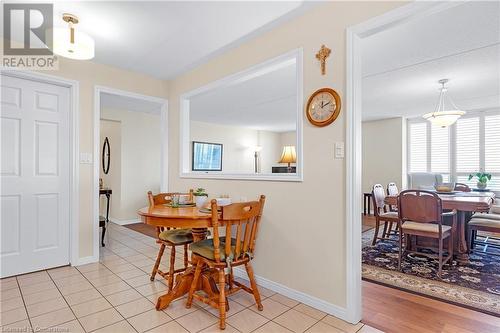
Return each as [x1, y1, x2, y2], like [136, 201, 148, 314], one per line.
[362, 229, 500, 316]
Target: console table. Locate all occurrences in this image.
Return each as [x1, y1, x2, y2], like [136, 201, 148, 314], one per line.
[99, 188, 112, 246]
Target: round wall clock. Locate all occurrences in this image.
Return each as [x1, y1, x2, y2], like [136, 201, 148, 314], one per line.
[306, 88, 341, 127]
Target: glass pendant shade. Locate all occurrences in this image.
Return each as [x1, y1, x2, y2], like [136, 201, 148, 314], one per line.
[423, 79, 465, 128]
[51, 14, 94, 60]
[52, 27, 95, 60]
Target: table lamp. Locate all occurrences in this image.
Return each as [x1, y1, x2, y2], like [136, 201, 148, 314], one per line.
[278, 146, 296, 173]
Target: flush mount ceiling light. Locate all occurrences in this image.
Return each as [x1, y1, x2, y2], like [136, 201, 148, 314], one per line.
[52, 13, 95, 60]
[423, 79, 465, 128]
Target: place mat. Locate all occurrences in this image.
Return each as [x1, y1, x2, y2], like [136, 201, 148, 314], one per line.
[164, 203, 196, 208]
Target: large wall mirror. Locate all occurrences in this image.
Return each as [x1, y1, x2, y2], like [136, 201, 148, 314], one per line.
[180, 49, 303, 181]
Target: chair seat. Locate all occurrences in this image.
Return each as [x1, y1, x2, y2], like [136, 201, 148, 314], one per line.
[379, 211, 398, 219]
[469, 218, 500, 229]
[159, 229, 193, 245]
[401, 221, 451, 234]
[190, 238, 241, 261]
[472, 212, 500, 221]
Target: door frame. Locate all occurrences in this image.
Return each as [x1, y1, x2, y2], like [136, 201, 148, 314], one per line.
[344, 1, 465, 323]
[93, 86, 168, 257]
[1, 70, 80, 267]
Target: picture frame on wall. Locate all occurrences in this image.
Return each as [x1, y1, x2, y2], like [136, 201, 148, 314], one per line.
[192, 141, 223, 171]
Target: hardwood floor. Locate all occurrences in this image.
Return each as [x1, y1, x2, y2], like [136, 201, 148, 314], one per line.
[362, 281, 500, 333]
[362, 213, 500, 332]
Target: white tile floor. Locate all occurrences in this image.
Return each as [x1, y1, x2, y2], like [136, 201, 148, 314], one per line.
[0, 223, 383, 332]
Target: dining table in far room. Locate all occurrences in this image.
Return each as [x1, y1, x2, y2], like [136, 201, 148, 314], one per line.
[385, 191, 496, 264]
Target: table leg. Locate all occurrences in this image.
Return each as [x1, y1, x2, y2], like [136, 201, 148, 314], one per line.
[155, 228, 210, 309]
[368, 196, 371, 215]
[156, 260, 226, 311]
[455, 211, 470, 264]
[363, 195, 367, 216]
[191, 228, 208, 242]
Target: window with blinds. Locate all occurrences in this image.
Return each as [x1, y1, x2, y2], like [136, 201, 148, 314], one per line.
[409, 122, 427, 172]
[430, 125, 449, 174]
[407, 111, 500, 192]
[485, 114, 500, 173]
[456, 117, 479, 173]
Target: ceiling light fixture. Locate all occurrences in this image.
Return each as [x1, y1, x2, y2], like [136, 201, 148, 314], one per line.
[52, 13, 95, 60]
[423, 79, 465, 128]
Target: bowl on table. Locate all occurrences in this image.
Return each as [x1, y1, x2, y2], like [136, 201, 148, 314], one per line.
[434, 183, 456, 193]
[215, 198, 232, 206]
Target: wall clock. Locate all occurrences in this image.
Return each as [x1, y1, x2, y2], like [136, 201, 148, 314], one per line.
[306, 88, 341, 127]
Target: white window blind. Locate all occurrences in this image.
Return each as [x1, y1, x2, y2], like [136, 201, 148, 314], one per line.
[485, 114, 500, 173]
[430, 125, 449, 173]
[409, 122, 427, 172]
[456, 117, 480, 173]
[407, 111, 500, 192]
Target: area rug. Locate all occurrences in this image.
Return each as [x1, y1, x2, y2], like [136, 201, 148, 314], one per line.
[124, 222, 157, 238]
[362, 229, 500, 316]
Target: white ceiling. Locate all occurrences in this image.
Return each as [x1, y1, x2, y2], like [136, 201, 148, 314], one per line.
[362, 1, 500, 121]
[43, 1, 310, 80]
[190, 61, 297, 133]
[100, 92, 162, 114]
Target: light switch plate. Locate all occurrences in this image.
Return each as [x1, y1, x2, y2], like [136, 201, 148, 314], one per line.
[334, 142, 345, 159]
[79, 153, 93, 164]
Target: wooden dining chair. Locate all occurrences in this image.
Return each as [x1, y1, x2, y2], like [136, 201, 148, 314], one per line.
[371, 184, 399, 245]
[148, 190, 194, 291]
[386, 182, 399, 212]
[468, 204, 500, 254]
[186, 195, 266, 330]
[454, 183, 471, 192]
[397, 190, 456, 278]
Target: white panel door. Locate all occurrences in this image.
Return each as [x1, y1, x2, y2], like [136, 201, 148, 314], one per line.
[1, 74, 70, 277]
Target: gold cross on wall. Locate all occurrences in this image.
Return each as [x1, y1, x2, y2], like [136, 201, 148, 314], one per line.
[316, 44, 331, 75]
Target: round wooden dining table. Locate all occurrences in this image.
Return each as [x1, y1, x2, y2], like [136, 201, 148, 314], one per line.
[137, 205, 219, 310]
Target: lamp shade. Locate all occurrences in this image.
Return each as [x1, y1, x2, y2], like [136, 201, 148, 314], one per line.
[52, 27, 95, 60]
[423, 79, 465, 128]
[278, 146, 296, 164]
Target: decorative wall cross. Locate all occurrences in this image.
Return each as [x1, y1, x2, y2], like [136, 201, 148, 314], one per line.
[315, 44, 331, 75]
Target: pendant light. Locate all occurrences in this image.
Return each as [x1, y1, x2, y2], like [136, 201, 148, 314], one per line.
[52, 13, 95, 60]
[423, 79, 465, 128]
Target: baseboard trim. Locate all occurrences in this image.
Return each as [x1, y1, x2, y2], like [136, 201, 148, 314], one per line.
[109, 218, 141, 226]
[233, 267, 347, 321]
[72, 255, 99, 266]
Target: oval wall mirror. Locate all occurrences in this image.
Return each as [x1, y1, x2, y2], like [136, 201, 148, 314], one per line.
[102, 137, 110, 174]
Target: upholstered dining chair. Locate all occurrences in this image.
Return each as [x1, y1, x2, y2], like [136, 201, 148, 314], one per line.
[186, 195, 266, 330]
[468, 203, 500, 254]
[454, 183, 471, 192]
[387, 182, 399, 212]
[148, 190, 194, 290]
[397, 190, 456, 278]
[371, 184, 399, 245]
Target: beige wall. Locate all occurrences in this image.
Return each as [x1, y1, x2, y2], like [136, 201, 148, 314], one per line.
[167, 1, 404, 308]
[41, 58, 168, 258]
[362, 118, 406, 195]
[101, 108, 162, 221]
